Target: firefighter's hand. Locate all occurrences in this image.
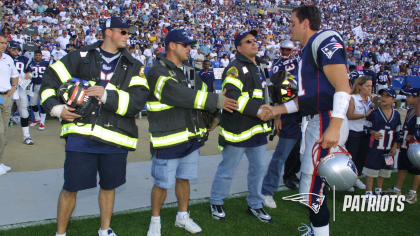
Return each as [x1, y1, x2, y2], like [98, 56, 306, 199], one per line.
[86, 86, 105, 98]
[208, 121, 218, 131]
[222, 89, 238, 113]
[61, 107, 82, 122]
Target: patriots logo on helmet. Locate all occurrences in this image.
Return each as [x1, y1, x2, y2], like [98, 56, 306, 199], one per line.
[347, 160, 358, 176]
[321, 43, 343, 59]
[282, 193, 325, 214]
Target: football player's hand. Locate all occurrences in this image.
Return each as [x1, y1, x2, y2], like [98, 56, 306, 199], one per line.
[415, 124, 420, 140]
[406, 134, 413, 143]
[61, 107, 82, 122]
[389, 146, 397, 157]
[275, 118, 282, 136]
[222, 88, 238, 113]
[317, 118, 341, 149]
[86, 86, 105, 99]
[24, 73, 32, 80]
[373, 131, 383, 140]
[258, 104, 275, 121]
[207, 121, 218, 132]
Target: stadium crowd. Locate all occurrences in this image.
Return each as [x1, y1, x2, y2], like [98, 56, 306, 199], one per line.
[0, 0, 419, 74]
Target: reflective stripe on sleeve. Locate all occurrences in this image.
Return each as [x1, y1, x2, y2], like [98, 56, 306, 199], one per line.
[50, 61, 72, 83]
[236, 96, 249, 113]
[146, 101, 174, 111]
[252, 89, 263, 99]
[154, 76, 176, 101]
[129, 76, 149, 89]
[222, 76, 243, 91]
[41, 88, 57, 103]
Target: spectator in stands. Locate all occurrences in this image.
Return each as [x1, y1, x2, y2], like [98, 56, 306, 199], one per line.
[220, 54, 229, 68]
[198, 60, 215, 93]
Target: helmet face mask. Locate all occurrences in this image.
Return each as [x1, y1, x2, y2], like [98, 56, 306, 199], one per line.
[280, 40, 294, 59]
[58, 79, 96, 118]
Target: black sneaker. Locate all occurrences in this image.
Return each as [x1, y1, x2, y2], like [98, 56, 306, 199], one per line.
[247, 206, 273, 223]
[210, 204, 226, 221]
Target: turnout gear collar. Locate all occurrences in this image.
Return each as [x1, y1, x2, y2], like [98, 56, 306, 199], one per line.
[81, 40, 138, 64]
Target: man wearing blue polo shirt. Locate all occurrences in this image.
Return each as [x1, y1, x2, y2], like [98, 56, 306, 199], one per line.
[198, 60, 216, 93]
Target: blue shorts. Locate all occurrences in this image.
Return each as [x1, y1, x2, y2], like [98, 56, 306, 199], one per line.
[63, 151, 127, 192]
[151, 149, 199, 189]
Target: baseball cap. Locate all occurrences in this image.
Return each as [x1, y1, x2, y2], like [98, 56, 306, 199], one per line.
[234, 30, 258, 48]
[401, 88, 420, 97]
[102, 16, 137, 33]
[56, 43, 61, 46]
[164, 29, 196, 46]
[9, 41, 20, 49]
[63, 30, 68, 34]
[378, 88, 397, 98]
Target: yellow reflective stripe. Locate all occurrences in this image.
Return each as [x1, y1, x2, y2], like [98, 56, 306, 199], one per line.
[41, 88, 56, 103]
[149, 129, 189, 147]
[188, 127, 207, 137]
[106, 83, 129, 116]
[218, 145, 224, 151]
[50, 61, 72, 83]
[194, 82, 208, 109]
[252, 89, 263, 98]
[219, 124, 272, 143]
[241, 92, 249, 97]
[155, 76, 175, 101]
[146, 101, 174, 111]
[222, 76, 243, 91]
[129, 76, 149, 89]
[236, 96, 249, 113]
[61, 123, 137, 149]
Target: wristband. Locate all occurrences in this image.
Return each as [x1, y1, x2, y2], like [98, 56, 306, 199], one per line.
[331, 91, 351, 119]
[284, 100, 298, 114]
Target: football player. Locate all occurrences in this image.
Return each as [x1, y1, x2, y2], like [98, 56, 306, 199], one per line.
[348, 65, 364, 88]
[258, 5, 351, 235]
[363, 88, 401, 200]
[272, 40, 299, 76]
[376, 66, 392, 91]
[383, 88, 419, 204]
[28, 51, 50, 130]
[8, 41, 34, 145]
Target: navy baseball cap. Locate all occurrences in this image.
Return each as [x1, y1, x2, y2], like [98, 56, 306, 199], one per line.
[56, 43, 61, 46]
[9, 41, 20, 49]
[102, 17, 137, 33]
[234, 30, 258, 48]
[401, 87, 420, 97]
[164, 29, 196, 46]
[378, 88, 397, 98]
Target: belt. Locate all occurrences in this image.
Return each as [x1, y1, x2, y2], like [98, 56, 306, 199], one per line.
[0, 91, 9, 95]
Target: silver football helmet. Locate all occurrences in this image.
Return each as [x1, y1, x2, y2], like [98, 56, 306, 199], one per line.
[314, 145, 358, 191]
[280, 40, 294, 59]
[407, 142, 420, 168]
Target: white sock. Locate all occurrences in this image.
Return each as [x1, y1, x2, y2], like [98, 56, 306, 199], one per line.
[151, 216, 160, 221]
[177, 212, 188, 220]
[40, 113, 46, 125]
[375, 188, 382, 195]
[34, 112, 40, 120]
[56, 233, 66, 236]
[100, 228, 109, 236]
[22, 126, 29, 137]
[401, 102, 405, 108]
[410, 190, 417, 194]
[366, 191, 373, 195]
[312, 223, 329, 236]
[393, 187, 401, 192]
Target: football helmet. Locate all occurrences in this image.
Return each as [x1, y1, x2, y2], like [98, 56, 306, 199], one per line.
[313, 144, 358, 191]
[280, 40, 294, 59]
[407, 142, 420, 168]
[58, 78, 97, 118]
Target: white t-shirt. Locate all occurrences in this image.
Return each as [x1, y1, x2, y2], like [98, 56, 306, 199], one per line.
[55, 35, 71, 49]
[0, 53, 19, 92]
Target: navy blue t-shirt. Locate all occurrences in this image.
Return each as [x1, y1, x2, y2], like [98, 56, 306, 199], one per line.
[198, 69, 215, 92]
[66, 48, 128, 154]
[279, 112, 302, 139]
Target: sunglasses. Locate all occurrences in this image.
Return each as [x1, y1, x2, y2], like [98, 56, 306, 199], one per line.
[111, 28, 128, 35]
[174, 42, 192, 48]
[239, 38, 257, 46]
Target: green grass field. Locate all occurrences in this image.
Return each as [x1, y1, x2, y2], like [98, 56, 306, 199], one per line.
[1, 174, 418, 236]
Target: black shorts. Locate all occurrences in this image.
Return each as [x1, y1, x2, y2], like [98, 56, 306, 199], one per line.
[63, 151, 128, 192]
[398, 148, 420, 175]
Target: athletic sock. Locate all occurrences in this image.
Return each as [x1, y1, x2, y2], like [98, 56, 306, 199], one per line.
[56, 233, 66, 236]
[22, 126, 29, 137]
[366, 191, 373, 195]
[151, 216, 160, 220]
[177, 212, 188, 220]
[393, 187, 401, 192]
[40, 113, 46, 125]
[312, 224, 329, 235]
[100, 229, 110, 236]
[410, 190, 417, 194]
[375, 188, 382, 195]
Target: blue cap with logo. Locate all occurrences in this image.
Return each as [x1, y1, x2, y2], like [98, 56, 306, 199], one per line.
[102, 16, 137, 33]
[9, 41, 20, 49]
[234, 30, 258, 49]
[401, 87, 420, 97]
[378, 88, 397, 98]
[164, 29, 196, 46]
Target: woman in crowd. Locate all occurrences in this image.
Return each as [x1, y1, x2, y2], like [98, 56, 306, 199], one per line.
[346, 76, 373, 190]
[220, 54, 230, 68]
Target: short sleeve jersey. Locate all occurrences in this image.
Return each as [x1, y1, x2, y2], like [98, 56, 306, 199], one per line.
[297, 29, 347, 116]
[272, 57, 299, 77]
